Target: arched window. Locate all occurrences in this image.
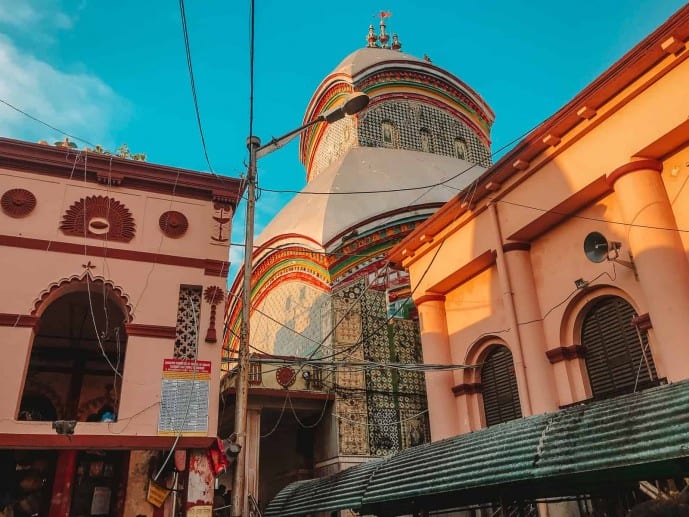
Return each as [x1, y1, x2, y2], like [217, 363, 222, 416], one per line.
[419, 128, 433, 153]
[381, 121, 399, 148]
[454, 138, 468, 160]
[20, 284, 128, 422]
[481, 346, 522, 426]
[582, 296, 657, 399]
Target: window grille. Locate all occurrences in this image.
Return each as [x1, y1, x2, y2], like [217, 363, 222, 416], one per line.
[481, 346, 522, 427]
[248, 361, 262, 385]
[174, 286, 202, 359]
[311, 367, 324, 389]
[582, 296, 658, 399]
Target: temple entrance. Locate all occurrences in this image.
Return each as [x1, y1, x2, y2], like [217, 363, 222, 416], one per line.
[19, 281, 128, 423]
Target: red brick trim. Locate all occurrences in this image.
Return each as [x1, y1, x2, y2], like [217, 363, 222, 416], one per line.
[452, 383, 482, 396]
[0, 137, 243, 205]
[606, 159, 663, 187]
[502, 242, 531, 253]
[125, 324, 176, 338]
[0, 313, 38, 328]
[546, 344, 586, 364]
[204, 258, 230, 278]
[414, 293, 446, 306]
[0, 433, 214, 450]
[631, 312, 653, 331]
[0, 235, 228, 278]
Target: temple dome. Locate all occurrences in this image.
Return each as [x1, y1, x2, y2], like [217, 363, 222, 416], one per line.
[332, 47, 428, 77]
[256, 147, 485, 250]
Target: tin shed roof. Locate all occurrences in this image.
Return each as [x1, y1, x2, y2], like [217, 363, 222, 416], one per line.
[265, 380, 689, 516]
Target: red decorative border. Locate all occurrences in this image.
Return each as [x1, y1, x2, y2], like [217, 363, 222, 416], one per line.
[0, 137, 243, 205]
[0, 433, 214, 449]
[0, 235, 228, 278]
[31, 274, 133, 321]
[125, 324, 176, 338]
[0, 313, 39, 328]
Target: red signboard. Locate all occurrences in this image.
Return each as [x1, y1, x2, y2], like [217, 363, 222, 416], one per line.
[163, 359, 211, 375]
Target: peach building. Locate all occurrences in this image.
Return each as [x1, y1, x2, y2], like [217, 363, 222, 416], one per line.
[0, 138, 242, 516]
[266, 5, 689, 516]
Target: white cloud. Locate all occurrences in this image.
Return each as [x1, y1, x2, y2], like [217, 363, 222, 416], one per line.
[0, 34, 130, 147]
[0, 3, 39, 27]
[0, 0, 74, 30]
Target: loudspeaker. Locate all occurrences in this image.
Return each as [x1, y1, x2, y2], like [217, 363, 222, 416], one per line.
[583, 232, 611, 263]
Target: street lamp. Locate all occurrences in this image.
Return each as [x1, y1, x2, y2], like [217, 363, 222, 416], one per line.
[230, 91, 369, 516]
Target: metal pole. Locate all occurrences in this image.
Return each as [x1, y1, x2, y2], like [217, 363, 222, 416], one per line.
[231, 135, 260, 516]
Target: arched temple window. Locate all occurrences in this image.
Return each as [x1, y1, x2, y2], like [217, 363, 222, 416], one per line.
[481, 345, 522, 427]
[454, 137, 468, 160]
[381, 121, 399, 148]
[581, 296, 657, 399]
[420, 128, 433, 153]
[19, 281, 128, 422]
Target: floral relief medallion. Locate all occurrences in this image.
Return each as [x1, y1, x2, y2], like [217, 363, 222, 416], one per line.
[159, 210, 189, 238]
[276, 366, 297, 388]
[1, 188, 37, 218]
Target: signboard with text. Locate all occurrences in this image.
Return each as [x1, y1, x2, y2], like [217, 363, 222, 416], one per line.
[158, 359, 211, 436]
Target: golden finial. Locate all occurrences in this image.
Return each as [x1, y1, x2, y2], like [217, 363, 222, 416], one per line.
[378, 11, 391, 48]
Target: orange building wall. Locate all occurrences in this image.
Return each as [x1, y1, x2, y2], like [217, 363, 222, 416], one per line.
[395, 22, 689, 441]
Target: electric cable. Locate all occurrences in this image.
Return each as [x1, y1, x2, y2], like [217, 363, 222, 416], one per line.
[178, 0, 215, 173]
[255, 121, 540, 196]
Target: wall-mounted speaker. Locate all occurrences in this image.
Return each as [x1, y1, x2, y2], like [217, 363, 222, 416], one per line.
[584, 232, 610, 263]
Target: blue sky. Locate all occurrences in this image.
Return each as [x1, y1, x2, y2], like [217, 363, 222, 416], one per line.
[0, 0, 686, 283]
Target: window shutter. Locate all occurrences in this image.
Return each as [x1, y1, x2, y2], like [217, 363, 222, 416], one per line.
[582, 296, 657, 399]
[481, 346, 522, 427]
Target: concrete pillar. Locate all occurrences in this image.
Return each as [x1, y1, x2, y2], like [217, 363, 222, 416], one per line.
[415, 294, 460, 440]
[503, 244, 559, 413]
[608, 159, 689, 381]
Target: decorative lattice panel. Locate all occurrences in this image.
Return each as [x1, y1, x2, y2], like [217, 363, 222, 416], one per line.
[358, 100, 491, 166]
[309, 116, 357, 181]
[251, 282, 332, 358]
[175, 286, 202, 359]
[332, 277, 430, 456]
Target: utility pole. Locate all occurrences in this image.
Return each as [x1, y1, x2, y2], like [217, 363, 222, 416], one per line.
[229, 93, 368, 516]
[230, 135, 260, 517]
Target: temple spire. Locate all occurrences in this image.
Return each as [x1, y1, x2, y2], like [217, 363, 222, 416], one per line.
[365, 11, 402, 51]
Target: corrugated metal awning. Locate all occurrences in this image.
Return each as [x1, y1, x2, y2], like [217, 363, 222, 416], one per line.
[265, 380, 689, 516]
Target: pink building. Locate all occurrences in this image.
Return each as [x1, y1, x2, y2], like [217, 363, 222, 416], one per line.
[0, 138, 242, 516]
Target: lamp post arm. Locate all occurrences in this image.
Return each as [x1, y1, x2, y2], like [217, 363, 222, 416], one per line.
[255, 116, 323, 160]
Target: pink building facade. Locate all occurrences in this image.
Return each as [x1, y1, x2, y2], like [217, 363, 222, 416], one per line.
[0, 138, 242, 516]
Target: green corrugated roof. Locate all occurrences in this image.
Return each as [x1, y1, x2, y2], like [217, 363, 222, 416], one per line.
[264, 457, 385, 516]
[266, 380, 689, 516]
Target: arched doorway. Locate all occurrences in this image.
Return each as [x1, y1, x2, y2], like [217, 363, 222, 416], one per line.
[20, 280, 128, 422]
[581, 296, 657, 399]
[481, 345, 522, 427]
